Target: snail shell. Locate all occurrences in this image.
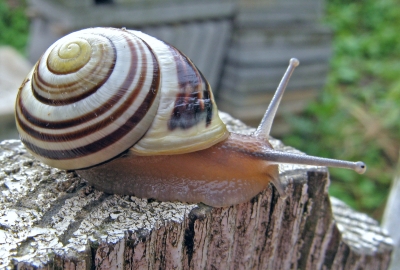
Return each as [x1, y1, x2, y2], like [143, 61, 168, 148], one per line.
[15, 28, 228, 170]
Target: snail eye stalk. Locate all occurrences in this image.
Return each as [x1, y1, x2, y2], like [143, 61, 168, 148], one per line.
[254, 58, 299, 139]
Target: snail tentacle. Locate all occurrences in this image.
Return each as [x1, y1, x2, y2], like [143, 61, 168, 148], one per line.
[254, 58, 299, 139]
[253, 150, 366, 174]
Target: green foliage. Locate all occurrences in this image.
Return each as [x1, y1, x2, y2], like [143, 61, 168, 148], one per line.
[0, 0, 29, 53]
[282, 0, 400, 218]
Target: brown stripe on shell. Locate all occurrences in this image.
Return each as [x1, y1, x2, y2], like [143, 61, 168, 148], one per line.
[16, 35, 150, 142]
[198, 69, 213, 127]
[20, 43, 160, 160]
[31, 35, 116, 106]
[166, 45, 213, 130]
[18, 33, 140, 130]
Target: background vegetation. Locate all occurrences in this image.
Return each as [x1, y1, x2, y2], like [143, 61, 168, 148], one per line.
[1, 0, 399, 219]
[282, 0, 400, 219]
[0, 0, 28, 53]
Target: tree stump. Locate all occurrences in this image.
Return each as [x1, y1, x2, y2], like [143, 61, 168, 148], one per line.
[0, 113, 393, 269]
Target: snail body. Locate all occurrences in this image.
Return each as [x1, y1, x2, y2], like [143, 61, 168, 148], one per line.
[78, 133, 280, 207]
[15, 27, 366, 207]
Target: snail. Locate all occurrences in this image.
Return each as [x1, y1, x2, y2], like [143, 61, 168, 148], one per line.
[15, 27, 366, 207]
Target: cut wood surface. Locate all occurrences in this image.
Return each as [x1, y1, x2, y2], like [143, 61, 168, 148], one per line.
[0, 112, 393, 269]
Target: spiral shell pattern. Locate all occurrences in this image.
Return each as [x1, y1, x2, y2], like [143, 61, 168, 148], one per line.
[15, 27, 229, 170]
[15, 28, 161, 169]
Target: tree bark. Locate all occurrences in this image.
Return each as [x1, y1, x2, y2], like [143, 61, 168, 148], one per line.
[0, 113, 393, 269]
[383, 159, 400, 270]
